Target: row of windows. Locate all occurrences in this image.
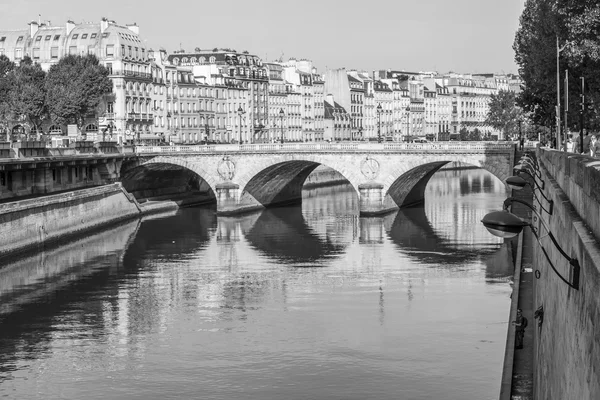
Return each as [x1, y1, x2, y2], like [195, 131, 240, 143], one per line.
[105, 44, 146, 60]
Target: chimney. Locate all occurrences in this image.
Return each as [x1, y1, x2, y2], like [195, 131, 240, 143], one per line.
[66, 20, 76, 35]
[100, 17, 109, 33]
[326, 94, 335, 106]
[29, 21, 39, 37]
[126, 23, 139, 35]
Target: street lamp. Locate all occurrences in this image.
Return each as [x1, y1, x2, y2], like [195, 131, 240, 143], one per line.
[279, 108, 285, 144]
[506, 175, 554, 214]
[481, 198, 580, 290]
[405, 106, 411, 142]
[377, 103, 382, 143]
[514, 162, 544, 187]
[237, 106, 245, 144]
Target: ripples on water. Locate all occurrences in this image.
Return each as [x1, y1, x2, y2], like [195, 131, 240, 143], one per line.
[0, 168, 513, 400]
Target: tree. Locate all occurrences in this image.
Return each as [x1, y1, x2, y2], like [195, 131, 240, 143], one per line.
[45, 54, 112, 129]
[486, 90, 522, 139]
[514, 0, 600, 130]
[0, 54, 15, 141]
[5, 56, 47, 138]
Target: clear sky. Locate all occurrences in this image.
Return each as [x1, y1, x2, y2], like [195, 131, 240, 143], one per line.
[0, 0, 525, 74]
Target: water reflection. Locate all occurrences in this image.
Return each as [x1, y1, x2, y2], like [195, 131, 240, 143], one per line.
[0, 219, 141, 381]
[0, 168, 514, 400]
[245, 206, 349, 264]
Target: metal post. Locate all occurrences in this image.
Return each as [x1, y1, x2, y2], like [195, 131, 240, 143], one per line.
[580, 76, 585, 153]
[564, 69, 568, 152]
[377, 110, 381, 143]
[556, 36, 561, 150]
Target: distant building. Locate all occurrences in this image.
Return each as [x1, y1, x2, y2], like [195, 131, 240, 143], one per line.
[168, 49, 269, 143]
[324, 95, 351, 141]
[0, 18, 155, 143]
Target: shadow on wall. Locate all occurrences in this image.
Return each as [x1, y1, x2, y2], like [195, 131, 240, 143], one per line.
[120, 163, 216, 204]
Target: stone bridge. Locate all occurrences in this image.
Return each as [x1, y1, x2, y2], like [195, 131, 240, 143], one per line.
[121, 142, 515, 216]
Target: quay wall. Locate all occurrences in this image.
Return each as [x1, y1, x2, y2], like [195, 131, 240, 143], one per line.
[0, 183, 178, 260]
[534, 149, 600, 400]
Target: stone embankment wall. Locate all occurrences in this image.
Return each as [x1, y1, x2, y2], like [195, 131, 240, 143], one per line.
[0, 183, 178, 260]
[535, 149, 600, 400]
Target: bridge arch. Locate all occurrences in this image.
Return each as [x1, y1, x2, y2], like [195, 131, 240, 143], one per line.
[380, 154, 509, 209]
[231, 154, 362, 211]
[120, 156, 219, 204]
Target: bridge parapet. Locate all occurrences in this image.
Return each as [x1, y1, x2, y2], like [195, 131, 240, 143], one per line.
[134, 141, 514, 155]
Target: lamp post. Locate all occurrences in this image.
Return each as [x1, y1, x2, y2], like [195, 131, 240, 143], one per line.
[377, 103, 382, 143]
[279, 108, 285, 144]
[405, 106, 411, 142]
[237, 106, 245, 144]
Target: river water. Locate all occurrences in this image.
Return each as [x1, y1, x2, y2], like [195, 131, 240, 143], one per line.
[0, 168, 513, 400]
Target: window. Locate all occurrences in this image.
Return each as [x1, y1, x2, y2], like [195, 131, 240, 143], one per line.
[106, 45, 114, 57]
[32, 48, 40, 59]
[128, 46, 132, 57]
[105, 63, 112, 74]
[88, 45, 95, 55]
[51, 47, 58, 59]
[45, 35, 51, 41]
[14, 48, 22, 59]
[121, 45, 125, 56]
[0, 37, 5, 42]
[72, 34, 78, 39]
[135, 47, 138, 59]
[17, 36, 23, 42]
[91, 33, 97, 39]
[82, 33, 88, 39]
[35, 36, 42, 42]
[54, 35, 60, 40]
[102, 32, 109, 38]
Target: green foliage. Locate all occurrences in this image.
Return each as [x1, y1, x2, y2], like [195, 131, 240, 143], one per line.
[486, 90, 522, 138]
[514, 0, 600, 130]
[45, 54, 112, 128]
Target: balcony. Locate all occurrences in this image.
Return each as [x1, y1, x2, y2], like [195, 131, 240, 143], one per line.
[123, 70, 152, 80]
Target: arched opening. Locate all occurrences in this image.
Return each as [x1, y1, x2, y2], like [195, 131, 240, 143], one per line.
[238, 161, 355, 212]
[85, 124, 98, 133]
[120, 161, 216, 207]
[384, 158, 508, 211]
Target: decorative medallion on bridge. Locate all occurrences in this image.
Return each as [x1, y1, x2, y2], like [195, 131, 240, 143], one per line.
[217, 156, 236, 181]
[360, 156, 380, 180]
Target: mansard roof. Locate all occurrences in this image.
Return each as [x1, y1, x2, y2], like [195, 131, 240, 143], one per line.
[167, 50, 263, 68]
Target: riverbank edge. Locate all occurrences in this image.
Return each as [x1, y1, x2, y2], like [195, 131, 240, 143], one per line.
[0, 183, 195, 263]
[499, 231, 523, 399]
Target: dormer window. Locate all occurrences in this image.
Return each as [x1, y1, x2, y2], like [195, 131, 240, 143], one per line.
[91, 33, 97, 38]
[72, 34, 78, 39]
[54, 35, 60, 40]
[17, 36, 23, 42]
[0, 37, 5, 42]
[82, 33, 88, 39]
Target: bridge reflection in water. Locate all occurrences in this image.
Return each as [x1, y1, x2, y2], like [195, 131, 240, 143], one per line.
[0, 168, 513, 400]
